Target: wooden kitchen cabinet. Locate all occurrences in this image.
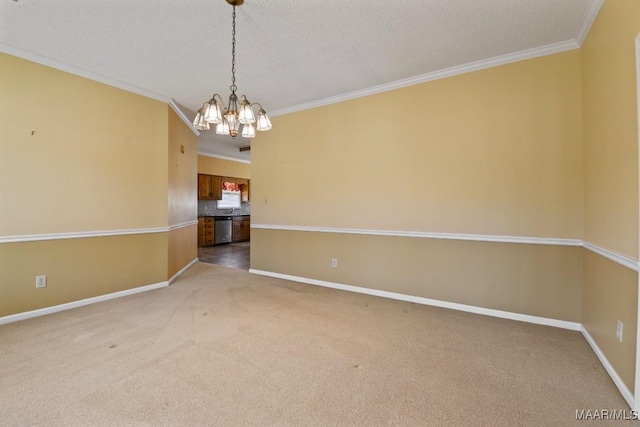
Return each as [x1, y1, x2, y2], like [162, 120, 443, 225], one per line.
[198, 174, 223, 200]
[232, 217, 243, 242]
[212, 176, 223, 199]
[198, 174, 210, 199]
[241, 217, 250, 241]
[232, 216, 250, 242]
[240, 181, 250, 202]
[198, 217, 215, 247]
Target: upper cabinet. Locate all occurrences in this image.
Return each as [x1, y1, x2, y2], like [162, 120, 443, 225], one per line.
[212, 176, 223, 200]
[198, 174, 223, 200]
[240, 181, 250, 202]
[198, 174, 250, 202]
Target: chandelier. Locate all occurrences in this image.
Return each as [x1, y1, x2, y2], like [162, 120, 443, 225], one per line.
[192, 0, 272, 138]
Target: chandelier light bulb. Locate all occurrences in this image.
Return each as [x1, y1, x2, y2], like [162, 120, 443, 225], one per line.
[193, 106, 210, 131]
[216, 117, 230, 135]
[256, 109, 272, 131]
[241, 123, 256, 138]
[239, 98, 256, 124]
[204, 98, 223, 124]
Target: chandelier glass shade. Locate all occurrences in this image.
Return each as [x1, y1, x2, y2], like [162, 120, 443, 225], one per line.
[193, 0, 272, 138]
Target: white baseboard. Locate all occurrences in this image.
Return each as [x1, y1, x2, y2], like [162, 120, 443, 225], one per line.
[0, 259, 200, 326]
[581, 326, 634, 408]
[169, 258, 199, 285]
[248, 269, 581, 331]
[0, 281, 169, 326]
[250, 269, 637, 405]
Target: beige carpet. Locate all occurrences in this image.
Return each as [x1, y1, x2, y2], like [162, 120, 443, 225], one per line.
[0, 262, 635, 426]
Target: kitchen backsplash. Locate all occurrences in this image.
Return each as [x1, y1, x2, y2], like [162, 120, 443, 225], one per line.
[198, 200, 251, 216]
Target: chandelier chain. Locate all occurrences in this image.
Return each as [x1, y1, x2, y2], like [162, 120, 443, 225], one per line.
[192, 0, 271, 136]
[230, 5, 237, 93]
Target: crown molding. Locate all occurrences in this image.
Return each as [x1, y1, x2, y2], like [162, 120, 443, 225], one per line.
[3, 36, 584, 125]
[169, 100, 200, 136]
[197, 151, 251, 164]
[576, 0, 604, 47]
[0, 42, 205, 139]
[0, 43, 171, 103]
[0, 44, 203, 140]
[269, 40, 579, 117]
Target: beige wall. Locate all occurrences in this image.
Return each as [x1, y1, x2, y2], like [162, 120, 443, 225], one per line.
[168, 108, 198, 226]
[168, 225, 197, 279]
[251, 50, 584, 323]
[198, 154, 251, 179]
[253, 51, 583, 238]
[0, 234, 167, 317]
[167, 107, 198, 278]
[252, 229, 583, 322]
[0, 53, 197, 317]
[581, 0, 640, 394]
[1, 0, 638, 398]
[582, 250, 638, 393]
[582, 0, 640, 259]
[0, 53, 169, 235]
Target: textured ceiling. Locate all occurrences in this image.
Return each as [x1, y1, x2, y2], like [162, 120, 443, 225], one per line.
[0, 0, 602, 162]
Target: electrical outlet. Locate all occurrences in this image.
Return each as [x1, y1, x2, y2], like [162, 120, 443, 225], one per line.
[35, 275, 47, 288]
[331, 258, 338, 268]
[616, 320, 623, 342]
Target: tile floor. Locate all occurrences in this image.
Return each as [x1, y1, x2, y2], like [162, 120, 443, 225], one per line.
[198, 241, 250, 270]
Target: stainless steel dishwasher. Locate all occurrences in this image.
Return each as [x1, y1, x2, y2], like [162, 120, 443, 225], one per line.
[214, 216, 232, 245]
